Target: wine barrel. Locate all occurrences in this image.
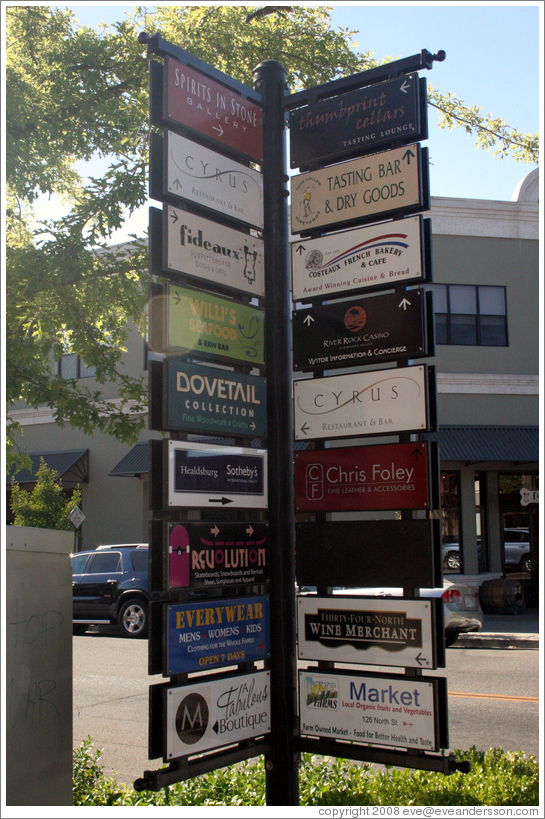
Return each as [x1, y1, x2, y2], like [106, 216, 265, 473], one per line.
[480, 578, 525, 612]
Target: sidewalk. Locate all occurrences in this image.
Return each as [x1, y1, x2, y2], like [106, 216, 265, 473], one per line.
[452, 608, 540, 649]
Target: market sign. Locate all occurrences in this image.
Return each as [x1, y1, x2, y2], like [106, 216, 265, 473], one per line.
[298, 669, 447, 753]
[159, 282, 265, 365]
[163, 205, 265, 297]
[290, 73, 425, 169]
[164, 360, 267, 438]
[164, 57, 263, 162]
[292, 289, 429, 371]
[297, 596, 439, 669]
[296, 519, 442, 589]
[166, 439, 268, 510]
[160, 670, 270, 761]
[291, 215, 428, 301]
[165, 595, 270, 675]
[160, 520, 269, 592]
[165, 130, 264, 229]
[293, 364, 434, 441]
[294, 442, 432, 512]
[290, 144, 427, 234]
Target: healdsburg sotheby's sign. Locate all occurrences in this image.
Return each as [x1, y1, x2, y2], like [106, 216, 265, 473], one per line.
[290, 215, 427, 301]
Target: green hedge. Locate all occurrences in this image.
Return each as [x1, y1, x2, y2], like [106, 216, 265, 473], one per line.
[73, 738, 539, 807]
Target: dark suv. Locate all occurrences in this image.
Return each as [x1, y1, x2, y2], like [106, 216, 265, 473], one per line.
[71, 544, 150, 638]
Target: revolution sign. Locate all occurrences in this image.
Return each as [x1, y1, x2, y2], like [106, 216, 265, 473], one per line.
[291, 144, 428, 234]
[293, 364, 434, 441]
[292, 289, 430, 371]
[162, 670, 271, 761]
[161, 282, 265, 365]
[165, 130, 264, 229]
[297, 596, 439, 669]
[160, 520, 269, 592]
[298, 669, 447, 752]
[294, 442, 433, 512]
[165, 595, 270, 675]
[290, 73, 425, 169]
[163, 205, 265, 297]
[291, 215, 428, 302]
[164, 57, 263, 162]
[166, 439, 268, 509]
[163, 360, 267, 438]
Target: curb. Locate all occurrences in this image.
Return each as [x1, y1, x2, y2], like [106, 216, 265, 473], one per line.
[450, 634, 539, 650]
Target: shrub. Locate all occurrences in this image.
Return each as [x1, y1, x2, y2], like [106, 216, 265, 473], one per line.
[73, 740, 539, 807]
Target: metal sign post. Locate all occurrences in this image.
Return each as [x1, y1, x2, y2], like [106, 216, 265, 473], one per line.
[252, 58, 299, 807]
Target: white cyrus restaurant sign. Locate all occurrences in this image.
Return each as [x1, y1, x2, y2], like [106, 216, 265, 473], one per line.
[165, 130, 264, 229]
[294, 364, 431, 441]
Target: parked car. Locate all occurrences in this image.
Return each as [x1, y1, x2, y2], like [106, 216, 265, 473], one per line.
[298, 578, 483, 648]
[442, 529, 530, 573]
[504, 528, 531, 572]
[71, 544, 150, 638]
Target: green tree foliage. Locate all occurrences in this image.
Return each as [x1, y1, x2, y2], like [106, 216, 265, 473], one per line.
[10, 459, 82, 531]
[5, 6, 538, 470]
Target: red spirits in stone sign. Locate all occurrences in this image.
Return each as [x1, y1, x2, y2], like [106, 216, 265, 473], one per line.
[165, 57, 263, 162]
[294, 442, 431, 512]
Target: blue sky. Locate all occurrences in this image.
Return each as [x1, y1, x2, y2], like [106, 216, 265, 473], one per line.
[35, 2, 542, 239]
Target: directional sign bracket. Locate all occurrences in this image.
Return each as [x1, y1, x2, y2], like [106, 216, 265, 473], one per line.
[144, 33, 263, 105]
[285, 49, 445, 110]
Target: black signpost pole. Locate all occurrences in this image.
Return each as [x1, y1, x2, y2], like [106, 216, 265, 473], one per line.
[252, 59, 299, 806]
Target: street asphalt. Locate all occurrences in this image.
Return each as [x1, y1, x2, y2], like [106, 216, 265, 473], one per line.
[451, 607, 540, 649]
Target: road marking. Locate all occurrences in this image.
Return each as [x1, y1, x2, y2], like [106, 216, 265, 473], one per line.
[449, 692, 538, 703]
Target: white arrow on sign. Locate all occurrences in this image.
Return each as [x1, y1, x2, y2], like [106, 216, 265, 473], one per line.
[399, 298, 411, 310]
[246, 525, 254, 537]
[304, 315, 315, 326]
[213, 124, 224, 137]
[400, 79, 411, 94]
[211, 525, 220, 537]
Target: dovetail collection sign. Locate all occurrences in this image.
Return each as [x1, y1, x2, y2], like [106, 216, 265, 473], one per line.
[164, 360, 267, 438]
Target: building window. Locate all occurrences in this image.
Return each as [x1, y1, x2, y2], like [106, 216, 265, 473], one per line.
[58, 354, 96, 379]
[425, 284, 507, 346]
